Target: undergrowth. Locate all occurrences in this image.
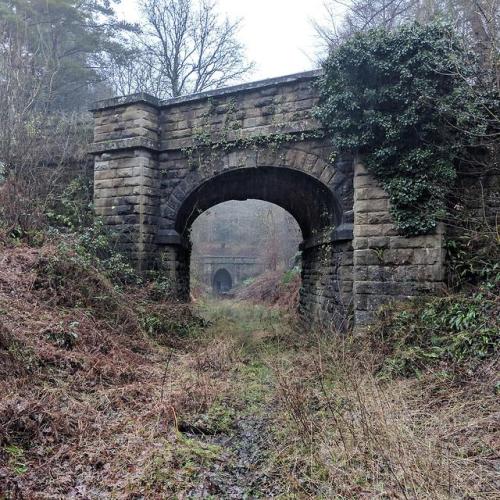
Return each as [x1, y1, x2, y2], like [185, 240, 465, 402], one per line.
[0, 242, 225, 497]
[272, 320, 499, 498]
[377, 283, 499, 377]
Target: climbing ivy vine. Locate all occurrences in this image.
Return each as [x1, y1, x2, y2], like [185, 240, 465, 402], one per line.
[315, 23, 490, 236]
[180, 94, 324, 172]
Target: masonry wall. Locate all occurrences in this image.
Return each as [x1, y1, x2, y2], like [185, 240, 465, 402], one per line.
[158, 75, 319, 152]
[90, 72, 448, 329]
[91, 99, 162, 269]
[352, 163, 446, 326]
[300, 240, 353, 329]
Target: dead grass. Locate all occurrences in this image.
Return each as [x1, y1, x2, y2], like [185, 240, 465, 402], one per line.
[271, 328, 500, 499]
[235, 270, 300, 312]
[0, 244, 240, 497]
[0, 244, 498, 498]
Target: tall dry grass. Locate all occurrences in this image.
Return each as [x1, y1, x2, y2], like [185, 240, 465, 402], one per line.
[272, 329, 499, 499]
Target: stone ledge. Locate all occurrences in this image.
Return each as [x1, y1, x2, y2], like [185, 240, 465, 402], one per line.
[90, 92, 161, 112]
[90, 71, 322, 113]
[300, 224, 353, 250]
[159, 70, 322, 108]
[89, 137, 159, 154]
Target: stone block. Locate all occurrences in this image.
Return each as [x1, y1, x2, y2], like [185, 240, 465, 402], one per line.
[411, 248, 444, 266]
[354, 223, 398, 237]
[355, 211, 393, 225]
[354, 186, 389, 201]
[354, 292, 411, 311]
[355, 280, 444, 298]
[389, 234, 442, 249]
[353, 173, 376, 189]
[354, 263, 444, 282]
[354, 162, 370, 176]
[354, 198, 390, 213]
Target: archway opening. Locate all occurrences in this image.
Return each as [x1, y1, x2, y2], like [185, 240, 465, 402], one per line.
[174, 166, 343, 240]
[190, 199, 302, 300]
[168, 166, 350, 322]
[212, 268, 233, 295]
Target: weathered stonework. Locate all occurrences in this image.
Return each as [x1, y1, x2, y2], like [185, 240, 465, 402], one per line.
[193, 256, 265, 293]
[90, 71, 446, 329]
[352, 163, 446, 326]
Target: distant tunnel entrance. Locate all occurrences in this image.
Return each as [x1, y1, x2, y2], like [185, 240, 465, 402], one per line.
[212, 268, 233, 295]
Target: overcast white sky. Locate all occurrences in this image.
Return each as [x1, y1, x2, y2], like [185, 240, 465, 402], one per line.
[117, 0, 345, 81]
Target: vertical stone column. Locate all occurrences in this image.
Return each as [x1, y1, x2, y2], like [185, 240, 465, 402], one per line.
[155, 231, 191, 300]
[352, 162, 446, 327]
[90, 95, 161, 271]
[299, 229, 353, 330]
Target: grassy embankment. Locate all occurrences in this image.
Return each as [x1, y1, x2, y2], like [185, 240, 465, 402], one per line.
[0, 242, 498, 498]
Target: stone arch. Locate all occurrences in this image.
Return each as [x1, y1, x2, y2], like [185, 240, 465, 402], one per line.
[160, 161, 353, 325]
[212, 268, 233, 294]
[158, 146, 354, 236]
[173, 166, 343, 239]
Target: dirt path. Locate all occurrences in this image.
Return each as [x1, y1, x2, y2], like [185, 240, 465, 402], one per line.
[180, 303, 287, 498]
[186, 411, 281, 498]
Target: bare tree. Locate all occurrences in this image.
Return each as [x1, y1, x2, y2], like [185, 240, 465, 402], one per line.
[313, 0, 420, 51]
[314, 0, 499, 62]
[0, 13, 91, 236]
[105, 46, 164, 97]
[135, 0, 253, 98]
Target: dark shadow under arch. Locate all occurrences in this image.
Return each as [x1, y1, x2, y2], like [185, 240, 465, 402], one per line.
[212, 268, 233, 294]
[175, 166, 343, 239]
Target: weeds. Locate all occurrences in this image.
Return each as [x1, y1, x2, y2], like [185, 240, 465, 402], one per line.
[377, 284, 499, 377]
[272, 319, 499, 498]
[3, 445, 27, 476]
[0, 241, 498, 498]
[140, 304, 205, 347]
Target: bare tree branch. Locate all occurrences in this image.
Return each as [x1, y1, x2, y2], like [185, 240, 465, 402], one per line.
[108, 0, 253, 99]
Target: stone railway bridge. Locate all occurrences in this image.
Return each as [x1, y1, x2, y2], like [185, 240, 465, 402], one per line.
[90, 70, 445, 328]
[193, 255, 265, 294]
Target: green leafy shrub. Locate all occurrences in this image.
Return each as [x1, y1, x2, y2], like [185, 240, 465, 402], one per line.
[316, 23, 495, 235]
[446, 231, 500, 289]
[59, 220, 140, 286]
[33, 222, 143, 333]
[146, 271, 175, 301]
[46, 176, 93, 231]
[3, 175, 94, 247]
[377, 284, 499, 377]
